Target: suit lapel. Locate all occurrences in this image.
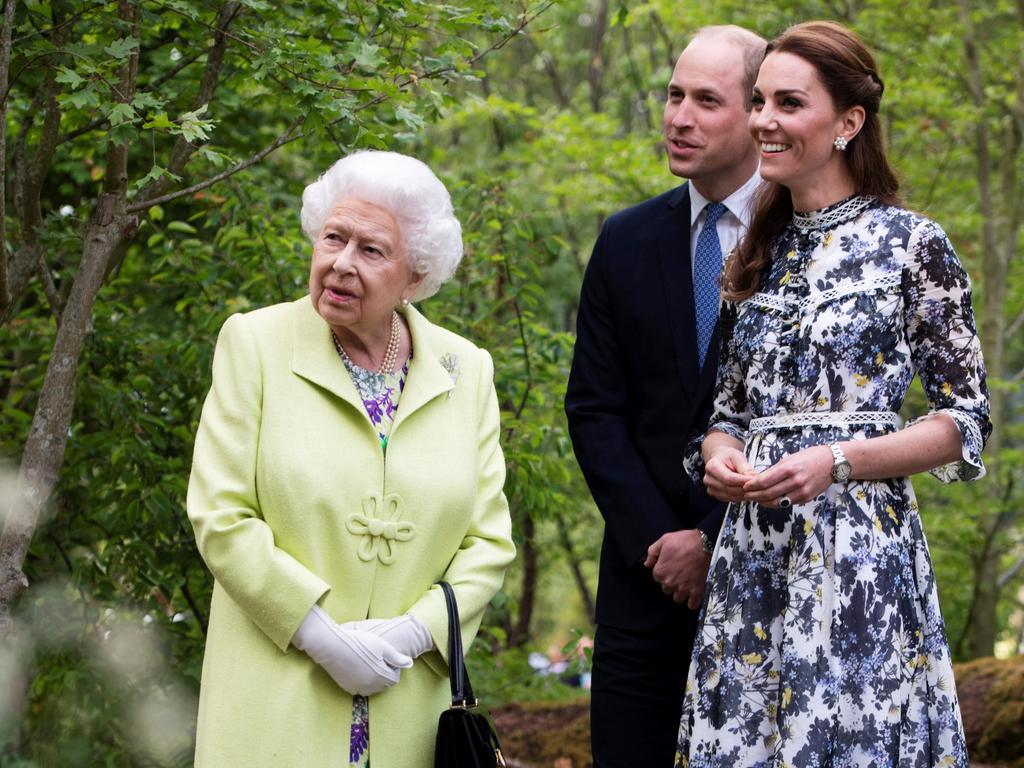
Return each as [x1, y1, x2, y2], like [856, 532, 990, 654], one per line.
[657, 184, 701, 403]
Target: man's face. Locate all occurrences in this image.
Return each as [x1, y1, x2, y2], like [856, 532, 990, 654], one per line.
[663, 36, 759, 199]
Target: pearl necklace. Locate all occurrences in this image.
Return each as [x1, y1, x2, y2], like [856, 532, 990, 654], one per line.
[332, 311, 402, 375]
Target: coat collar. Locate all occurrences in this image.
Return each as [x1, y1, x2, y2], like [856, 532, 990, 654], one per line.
[290, 298, 455, 424]
[393, 303, 458, 427]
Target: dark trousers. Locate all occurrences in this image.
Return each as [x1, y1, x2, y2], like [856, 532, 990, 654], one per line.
[590, 609, 697, 767]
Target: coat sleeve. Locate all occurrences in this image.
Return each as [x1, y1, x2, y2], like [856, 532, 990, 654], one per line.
[564, 227, 683, 567]
[187, 313, 330, 652]
[407, 347, 516, 671]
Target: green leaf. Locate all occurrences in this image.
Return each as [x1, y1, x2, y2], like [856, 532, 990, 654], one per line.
[353, 41, 383, 70]
[196, 145, 230, 168]
[104, 37, 139, 60]
[142, 112, 175, 130]
[132, 165, 181, 191]
[179, 104, 214, 144]
[167, 221, 198, 234]
[60, 87, 100, 110]
[56, 66, 84, 89]
[107, 102, 137, 126]
[395, 105, 425, 131]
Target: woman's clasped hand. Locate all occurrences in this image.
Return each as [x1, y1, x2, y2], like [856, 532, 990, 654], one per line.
[290, 606, 415, 696]
[703, 442, 834, 507]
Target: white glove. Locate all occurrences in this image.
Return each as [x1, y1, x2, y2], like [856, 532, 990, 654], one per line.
[291, 606, 412, 695]
[349, 614, 435, 659]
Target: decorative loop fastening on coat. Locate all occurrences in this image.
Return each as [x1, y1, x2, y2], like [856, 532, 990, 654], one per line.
[346, 493, 415, 565]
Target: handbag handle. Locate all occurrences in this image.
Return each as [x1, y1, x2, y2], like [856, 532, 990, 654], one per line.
[438, 581, 477, 708]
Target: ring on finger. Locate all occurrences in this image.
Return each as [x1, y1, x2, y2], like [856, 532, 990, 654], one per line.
[779, 496, 792, 509]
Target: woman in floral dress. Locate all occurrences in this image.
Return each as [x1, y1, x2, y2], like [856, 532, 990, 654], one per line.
[676, 22, 990, 768]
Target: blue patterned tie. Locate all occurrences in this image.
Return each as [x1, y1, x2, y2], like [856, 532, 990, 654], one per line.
[694, 202, 727, 369]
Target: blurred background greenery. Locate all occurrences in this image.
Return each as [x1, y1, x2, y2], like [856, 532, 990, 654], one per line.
[1, 0, 1022, 764]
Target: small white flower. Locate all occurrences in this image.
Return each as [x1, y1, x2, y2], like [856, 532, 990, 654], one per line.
[59, 205, 74, 217]
[169, 47, 182, 62]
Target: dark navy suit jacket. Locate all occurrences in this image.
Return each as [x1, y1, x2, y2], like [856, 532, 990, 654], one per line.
[565, 183, 726, 629]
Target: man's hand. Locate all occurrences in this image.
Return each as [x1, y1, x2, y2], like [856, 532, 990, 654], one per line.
[643, 529, 711, 610]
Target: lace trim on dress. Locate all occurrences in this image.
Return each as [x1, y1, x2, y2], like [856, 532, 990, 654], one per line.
[748, 410, 898, 433]
[793, 195, 875, 231]
[907, 409, 987, 482]
[744, 272, 901, 314]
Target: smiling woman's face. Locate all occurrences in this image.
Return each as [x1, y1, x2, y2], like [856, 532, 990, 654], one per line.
[749, 51, 858, 209]
[309, 198, 421, 337]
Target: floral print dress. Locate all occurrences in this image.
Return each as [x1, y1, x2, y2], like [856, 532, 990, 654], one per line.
[676, 196, 991, 768]
[337, 343, 411, 768]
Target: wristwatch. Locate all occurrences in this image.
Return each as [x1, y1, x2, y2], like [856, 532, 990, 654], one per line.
[698, 529, 714, 555]
[829, 443, 852, 483]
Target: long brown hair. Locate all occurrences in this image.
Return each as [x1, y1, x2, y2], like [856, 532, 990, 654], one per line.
[724, 21, 902, 301]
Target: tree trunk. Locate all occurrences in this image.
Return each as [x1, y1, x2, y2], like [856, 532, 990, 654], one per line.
[587, 0, 609, 113]
[509, 512, 537, 648]
[956, 0, 1019, 659]
[0, 195, 135, 626]
[556, 512, 595, 625]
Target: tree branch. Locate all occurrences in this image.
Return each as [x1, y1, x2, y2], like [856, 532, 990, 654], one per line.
[127, 116, 304, 213]
[36, 250, 63, 324]
[128, 3, 549, 215]
[0, 0, 17, 310]
[55, 47, 205, 146]
[136, 2, 241, 205]
[1006, 307, 1024, 340]
[523, 34, 569, 109]
[999, 554, 1024, 589]
[3, 3, 70, 320]
[587, 0, 609, 113]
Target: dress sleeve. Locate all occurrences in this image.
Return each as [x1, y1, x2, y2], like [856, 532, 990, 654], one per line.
[187, 314, 330, 651]
[902, 218, 991, 482]
[407, 348, 516, 673]
[683, 299, 750, 485]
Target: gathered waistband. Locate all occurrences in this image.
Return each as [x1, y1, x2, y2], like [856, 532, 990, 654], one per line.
[748, 410, 898, 433]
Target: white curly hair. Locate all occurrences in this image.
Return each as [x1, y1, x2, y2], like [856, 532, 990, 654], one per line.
[300, 150, 464, 301]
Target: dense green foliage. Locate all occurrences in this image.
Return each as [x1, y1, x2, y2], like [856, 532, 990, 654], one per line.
[1, 0, 1022, 764]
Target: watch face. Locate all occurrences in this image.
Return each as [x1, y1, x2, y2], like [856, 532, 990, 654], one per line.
[833, 460, 852, 482]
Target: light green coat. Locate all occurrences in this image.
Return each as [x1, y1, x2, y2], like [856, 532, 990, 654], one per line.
[187, 297, 515, 767]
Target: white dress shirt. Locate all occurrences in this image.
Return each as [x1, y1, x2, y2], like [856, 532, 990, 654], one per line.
[688, 170, 762, 278]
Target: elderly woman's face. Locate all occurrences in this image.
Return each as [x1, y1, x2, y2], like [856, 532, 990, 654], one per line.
[309, 198, 422, 336]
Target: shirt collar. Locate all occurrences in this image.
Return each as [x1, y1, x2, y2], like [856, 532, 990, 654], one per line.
[688, 169, 763, 228]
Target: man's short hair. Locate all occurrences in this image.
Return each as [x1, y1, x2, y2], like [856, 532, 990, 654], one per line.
[689, 25, 767, 109]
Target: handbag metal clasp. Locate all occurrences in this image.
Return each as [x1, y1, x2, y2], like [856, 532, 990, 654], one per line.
[450, 697, 480, 709]
[495, 748, 507, 767]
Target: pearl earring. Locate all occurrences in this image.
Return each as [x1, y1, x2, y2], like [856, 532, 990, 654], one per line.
[401, 298, 410, 306]
[834, 136, 849, 151]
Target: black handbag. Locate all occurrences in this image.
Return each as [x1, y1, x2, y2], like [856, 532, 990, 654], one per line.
[434, 581, 506, 768]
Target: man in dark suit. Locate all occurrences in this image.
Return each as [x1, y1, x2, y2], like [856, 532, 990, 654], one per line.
[565, 26, 766, 766]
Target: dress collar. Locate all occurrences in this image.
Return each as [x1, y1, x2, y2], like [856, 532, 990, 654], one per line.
[793, 194, 875, 231]
[688, 170, 763, 228]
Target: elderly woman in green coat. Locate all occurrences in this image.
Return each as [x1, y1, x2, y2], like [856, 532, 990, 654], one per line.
[187, 150, 516, 767]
